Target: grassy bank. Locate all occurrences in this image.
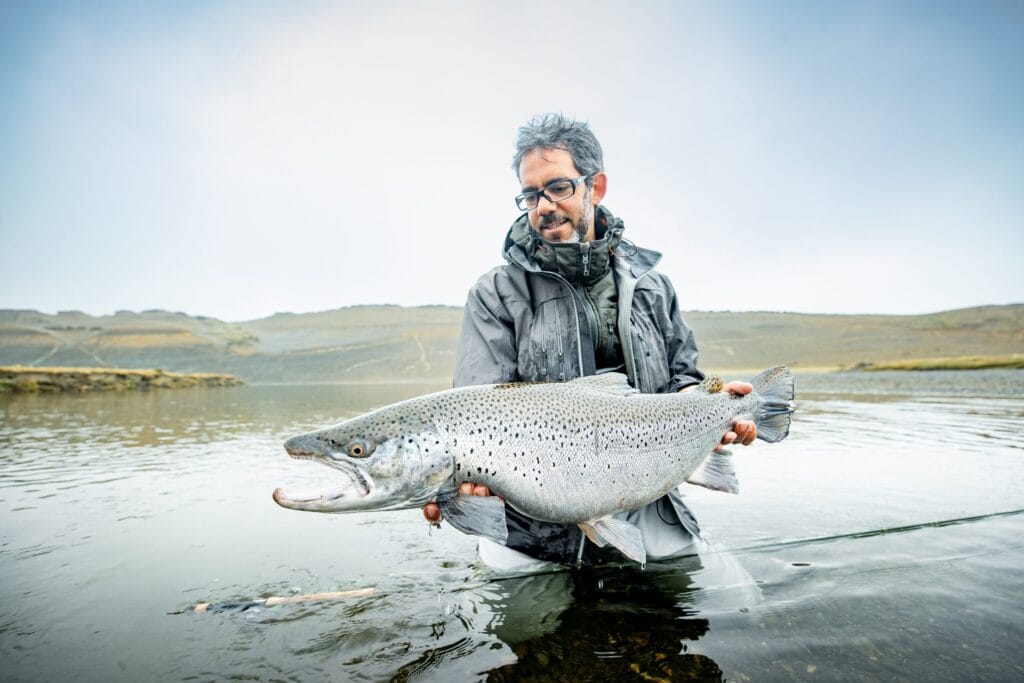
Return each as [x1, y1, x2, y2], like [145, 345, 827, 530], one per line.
[852, 355, 1024, 372]
[0, 365, 243, 393]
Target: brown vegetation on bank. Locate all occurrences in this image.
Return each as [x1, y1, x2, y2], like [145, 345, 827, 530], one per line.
[0, 365, 243, 393]
[0, 305, 1020, 383]
[849, 354, 1024, 372]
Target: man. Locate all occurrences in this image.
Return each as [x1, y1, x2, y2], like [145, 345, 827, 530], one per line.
[423, 113, 756, 570]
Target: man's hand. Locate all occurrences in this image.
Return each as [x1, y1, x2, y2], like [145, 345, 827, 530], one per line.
[422, 482, 494, 524]
[721, 380, 757, 447]
[681, 380, 758, 448]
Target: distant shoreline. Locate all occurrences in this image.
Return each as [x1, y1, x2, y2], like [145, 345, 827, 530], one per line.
[3, 304, 1021, 384]
[844, 355, 1024, 372]
[0, 366, 243, 393]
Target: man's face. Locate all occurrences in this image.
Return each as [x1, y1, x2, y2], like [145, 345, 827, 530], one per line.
[518, 148, 605, 243]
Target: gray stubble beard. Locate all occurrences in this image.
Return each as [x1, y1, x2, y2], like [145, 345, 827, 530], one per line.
[574, 187, 594, 242]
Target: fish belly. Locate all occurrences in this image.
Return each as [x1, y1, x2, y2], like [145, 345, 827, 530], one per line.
[518, 440, 716, 523]
[448, 403, 730, 525]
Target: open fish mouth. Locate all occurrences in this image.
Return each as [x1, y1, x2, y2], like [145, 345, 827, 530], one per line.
[274, 440, 374, 510]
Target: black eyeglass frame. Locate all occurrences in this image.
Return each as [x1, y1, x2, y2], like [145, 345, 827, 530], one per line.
[514, 174, 593, 211]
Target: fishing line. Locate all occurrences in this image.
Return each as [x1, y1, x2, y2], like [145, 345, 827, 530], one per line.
[727, 507, 1024, 555]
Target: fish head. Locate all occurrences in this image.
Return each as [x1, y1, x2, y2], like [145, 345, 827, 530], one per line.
[273, 411, 456, 514]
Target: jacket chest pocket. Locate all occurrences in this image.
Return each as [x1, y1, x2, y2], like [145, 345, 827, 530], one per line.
[629, 313, 670, 393]
[520, 297, 572, 382]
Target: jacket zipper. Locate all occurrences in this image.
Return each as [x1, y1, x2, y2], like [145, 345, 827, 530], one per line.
[575, 284, 600, 354]
[554, 306, 565, 381]
[575, 243, 600, 349]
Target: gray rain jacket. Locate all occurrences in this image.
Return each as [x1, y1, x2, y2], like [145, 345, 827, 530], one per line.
[454, 206, 706, 565]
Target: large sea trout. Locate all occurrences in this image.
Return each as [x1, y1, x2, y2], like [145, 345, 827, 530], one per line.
[273, 367, 794, 566]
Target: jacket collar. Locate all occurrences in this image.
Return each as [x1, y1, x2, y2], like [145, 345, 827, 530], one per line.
[502, 205, 661, 281]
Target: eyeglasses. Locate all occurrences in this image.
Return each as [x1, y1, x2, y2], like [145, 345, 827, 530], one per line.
[515, 175, 592, 211]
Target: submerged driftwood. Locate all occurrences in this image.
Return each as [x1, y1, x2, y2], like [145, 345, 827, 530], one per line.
[0, 365, 243, 393]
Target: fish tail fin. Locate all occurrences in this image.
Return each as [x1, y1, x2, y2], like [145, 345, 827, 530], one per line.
[751, 366, 795, 443]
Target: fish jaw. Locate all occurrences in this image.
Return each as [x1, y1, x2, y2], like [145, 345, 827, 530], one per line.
[274, 426, 456, 514]
[272, 481, 367, 512]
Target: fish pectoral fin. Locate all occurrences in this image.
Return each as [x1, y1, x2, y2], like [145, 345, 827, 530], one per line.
[685, 450, 739, 494]
[438, 494, 508, 545]
[578, 517, 647, 568]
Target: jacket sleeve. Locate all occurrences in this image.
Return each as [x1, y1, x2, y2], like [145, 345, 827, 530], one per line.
[453, 271, 519, 388]
[659, 274, 705, 393]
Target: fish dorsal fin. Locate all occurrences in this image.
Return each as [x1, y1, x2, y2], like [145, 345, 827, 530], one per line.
[699, 376, 724, 393]
[569, 372, 637, 397]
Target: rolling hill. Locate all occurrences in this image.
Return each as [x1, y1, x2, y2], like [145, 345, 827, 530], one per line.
[0, 304, 1020, 383]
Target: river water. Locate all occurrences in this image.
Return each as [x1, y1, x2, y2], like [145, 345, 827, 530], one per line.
[1, 370, 1022, 681]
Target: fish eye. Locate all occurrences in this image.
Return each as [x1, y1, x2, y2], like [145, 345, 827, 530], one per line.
[346, 438, 374, 458]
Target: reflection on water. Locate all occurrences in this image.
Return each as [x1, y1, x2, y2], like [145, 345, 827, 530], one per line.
[1, 371, 1023, 681]
[482, 564, 722, 681]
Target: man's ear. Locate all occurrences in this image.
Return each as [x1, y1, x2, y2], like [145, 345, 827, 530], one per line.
[590, 172, 608, 205]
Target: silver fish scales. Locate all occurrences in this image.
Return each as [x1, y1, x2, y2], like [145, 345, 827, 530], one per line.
[273, 366, 795, 565]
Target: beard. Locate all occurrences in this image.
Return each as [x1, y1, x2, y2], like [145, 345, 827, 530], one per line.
[537, 187, 593, 243]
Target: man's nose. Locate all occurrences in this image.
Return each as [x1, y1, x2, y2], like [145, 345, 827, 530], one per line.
[536, 194, 557, 214]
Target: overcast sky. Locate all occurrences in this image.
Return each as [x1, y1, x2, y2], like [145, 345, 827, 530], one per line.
[1, 0, 1021, 321]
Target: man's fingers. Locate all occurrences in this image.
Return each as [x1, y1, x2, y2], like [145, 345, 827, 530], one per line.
[720, 430, 737, 446]
[742, 422, 757, 445]
[423, 502, 441, 523]
[423, 482, 494, 525]
[723, 380, 753, 396]
[732, 419, 757, 446]
[741, 419, 757, 446]
[458, 481, 491, 496]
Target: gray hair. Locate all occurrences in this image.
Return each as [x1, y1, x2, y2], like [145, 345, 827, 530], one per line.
[512, 113, 604, 187]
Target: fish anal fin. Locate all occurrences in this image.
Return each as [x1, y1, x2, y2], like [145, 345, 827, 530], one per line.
[438, 495, 508, 544]
[686, 450, 740, 494]
[578, 517, 647, 568]
[579, 522, 608, 547]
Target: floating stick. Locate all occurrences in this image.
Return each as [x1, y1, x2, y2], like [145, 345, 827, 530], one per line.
[185, 587, 374, 614]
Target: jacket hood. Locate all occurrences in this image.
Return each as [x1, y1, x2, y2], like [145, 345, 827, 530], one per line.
[502, 205, 661, 282]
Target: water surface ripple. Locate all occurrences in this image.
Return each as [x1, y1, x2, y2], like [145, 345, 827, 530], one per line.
[1, 371, 1022, 681]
